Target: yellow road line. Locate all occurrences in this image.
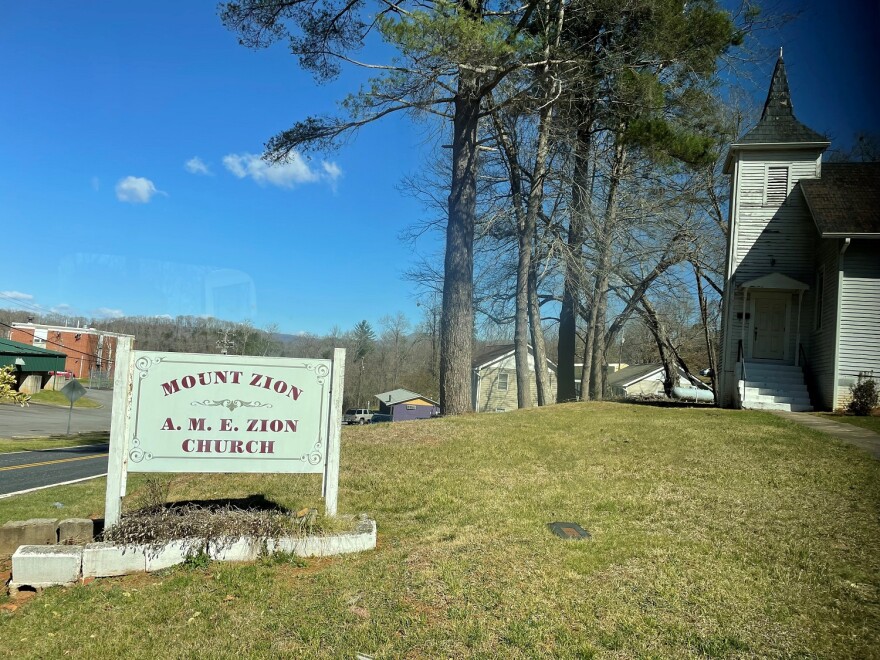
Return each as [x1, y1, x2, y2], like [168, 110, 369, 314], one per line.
[0, 454, 106, 472]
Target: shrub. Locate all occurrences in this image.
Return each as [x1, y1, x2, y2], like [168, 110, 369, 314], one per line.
[0, 365, 30, 406]
[848, 376, 879, 416]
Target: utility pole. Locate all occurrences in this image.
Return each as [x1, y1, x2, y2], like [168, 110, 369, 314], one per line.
[217, 329, 235, 355]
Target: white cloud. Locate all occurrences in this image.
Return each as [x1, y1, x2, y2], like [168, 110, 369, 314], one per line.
[185, 156, 211, 175]
[223, 152, 342, 189]
[322, 161, 342, 180]
[116, 176, 163, 203]
[95, 307, 125, 319]
[0, 290, 34, 301]
[91, 177, 101, 191]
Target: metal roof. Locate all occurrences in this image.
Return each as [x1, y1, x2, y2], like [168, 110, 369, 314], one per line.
[374, 388, 438, 406]
[0, 337, 68, 373]
[606, 363, 665, 389]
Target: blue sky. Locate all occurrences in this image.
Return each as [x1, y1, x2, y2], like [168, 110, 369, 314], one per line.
[1, 1, 877, 336]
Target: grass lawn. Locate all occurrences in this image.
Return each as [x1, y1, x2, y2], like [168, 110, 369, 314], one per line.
[0, 402, 878, 658]
[0, 431, 109, 454]
[25, 389, 102, 409]
[818, 412, 880, 435]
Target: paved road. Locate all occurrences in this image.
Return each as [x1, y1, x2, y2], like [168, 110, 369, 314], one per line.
[0, 443, 110, 497]
[0, 389, 113, 437]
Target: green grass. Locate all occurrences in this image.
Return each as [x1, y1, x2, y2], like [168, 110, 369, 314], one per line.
[0, 431, 109, 453]
[818, 412, 880, 435]
[26, 389, 102, 409]
[0, 402, 878, 658]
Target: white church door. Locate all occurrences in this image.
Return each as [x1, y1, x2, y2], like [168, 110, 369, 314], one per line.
[751, 293, 790, 360]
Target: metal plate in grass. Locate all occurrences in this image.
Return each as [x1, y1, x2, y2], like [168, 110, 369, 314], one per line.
[547, 521, 591, 540]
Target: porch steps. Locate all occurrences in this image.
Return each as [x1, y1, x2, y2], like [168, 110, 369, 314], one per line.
[741, 362, 813, 412]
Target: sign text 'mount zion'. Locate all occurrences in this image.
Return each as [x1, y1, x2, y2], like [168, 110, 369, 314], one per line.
[127, 352, 334, 474]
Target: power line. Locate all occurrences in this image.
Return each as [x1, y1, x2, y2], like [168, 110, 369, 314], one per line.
[0, 321, 109, 361]
[0, 293, 57, 317]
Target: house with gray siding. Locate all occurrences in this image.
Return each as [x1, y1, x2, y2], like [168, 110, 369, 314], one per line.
[718, 56, 880, 411]
[472, 344, 557, 412]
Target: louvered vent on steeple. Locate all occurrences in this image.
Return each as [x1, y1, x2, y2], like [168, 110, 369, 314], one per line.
[766, 166, 789, 205]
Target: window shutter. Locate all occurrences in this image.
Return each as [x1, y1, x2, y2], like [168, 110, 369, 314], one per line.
[766, 166, 789, 205]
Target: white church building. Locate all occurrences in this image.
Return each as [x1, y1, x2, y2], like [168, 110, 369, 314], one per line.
[718, 56, 880, 411]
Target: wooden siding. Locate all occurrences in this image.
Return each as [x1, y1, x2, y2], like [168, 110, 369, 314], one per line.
[808, 239, 841, 409]
[837, 240, 880, 407]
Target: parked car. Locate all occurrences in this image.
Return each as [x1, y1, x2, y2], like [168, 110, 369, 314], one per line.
[342, 408, 373, 425]
[370, 413, 392, 423]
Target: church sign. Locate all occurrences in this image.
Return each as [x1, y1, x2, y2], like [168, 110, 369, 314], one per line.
[128, 352, 334, 474]
[105, 340, 345, 526]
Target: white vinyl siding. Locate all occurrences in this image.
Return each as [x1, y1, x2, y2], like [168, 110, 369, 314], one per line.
[719, 149, 823, 406]
[729, 151, 821, 285]
[472, 353, 557, 412]
[809, 240, 840, 409]
[836, 241, 880, 408]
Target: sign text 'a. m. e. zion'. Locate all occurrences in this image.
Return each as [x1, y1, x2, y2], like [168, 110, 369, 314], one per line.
[126, 353, 335, 474]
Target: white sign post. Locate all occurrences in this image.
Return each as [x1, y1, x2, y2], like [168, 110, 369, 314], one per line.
[105, 346, 345, 527]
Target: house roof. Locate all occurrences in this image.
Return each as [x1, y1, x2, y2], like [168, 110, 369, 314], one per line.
[606, 363, 665, 389]
[800, 162, 880, 236]
[0, 337, 67, 358]
[606, 363, 708, 390]
[736, 56, 828, 146]
[472, 344, 557, 371]
[0, 337, 68, 373]
[374, 388, 438, 406]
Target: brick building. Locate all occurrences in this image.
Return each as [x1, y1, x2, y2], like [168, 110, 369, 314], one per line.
[7, 323, 131, 379]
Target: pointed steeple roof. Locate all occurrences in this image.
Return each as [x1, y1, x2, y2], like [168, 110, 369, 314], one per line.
[737, 55, 828, 145]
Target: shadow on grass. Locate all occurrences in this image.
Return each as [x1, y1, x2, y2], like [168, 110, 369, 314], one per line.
[604, 398, 716, 409]
[161, 494, 289, 513]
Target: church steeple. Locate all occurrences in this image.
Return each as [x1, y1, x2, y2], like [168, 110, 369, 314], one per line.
[760, 55, 795, 121]
[737, 54, 828, 145]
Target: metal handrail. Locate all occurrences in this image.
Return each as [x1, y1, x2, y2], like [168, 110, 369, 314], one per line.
[799, 344, 817, 409]
[737, 340, 747, 382]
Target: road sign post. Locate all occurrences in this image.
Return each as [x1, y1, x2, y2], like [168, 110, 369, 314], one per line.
[60, 379, 88, 436]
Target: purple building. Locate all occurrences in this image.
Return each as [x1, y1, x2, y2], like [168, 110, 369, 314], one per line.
[374, 388, 439, 421]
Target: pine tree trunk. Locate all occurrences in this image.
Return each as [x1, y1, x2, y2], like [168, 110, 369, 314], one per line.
[440, 85, 479, 415]
[589, 138, 626, 401]
[557, 123, 591, 402]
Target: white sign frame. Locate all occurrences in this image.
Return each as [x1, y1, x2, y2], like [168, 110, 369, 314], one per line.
[105, 338, 345, 526]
